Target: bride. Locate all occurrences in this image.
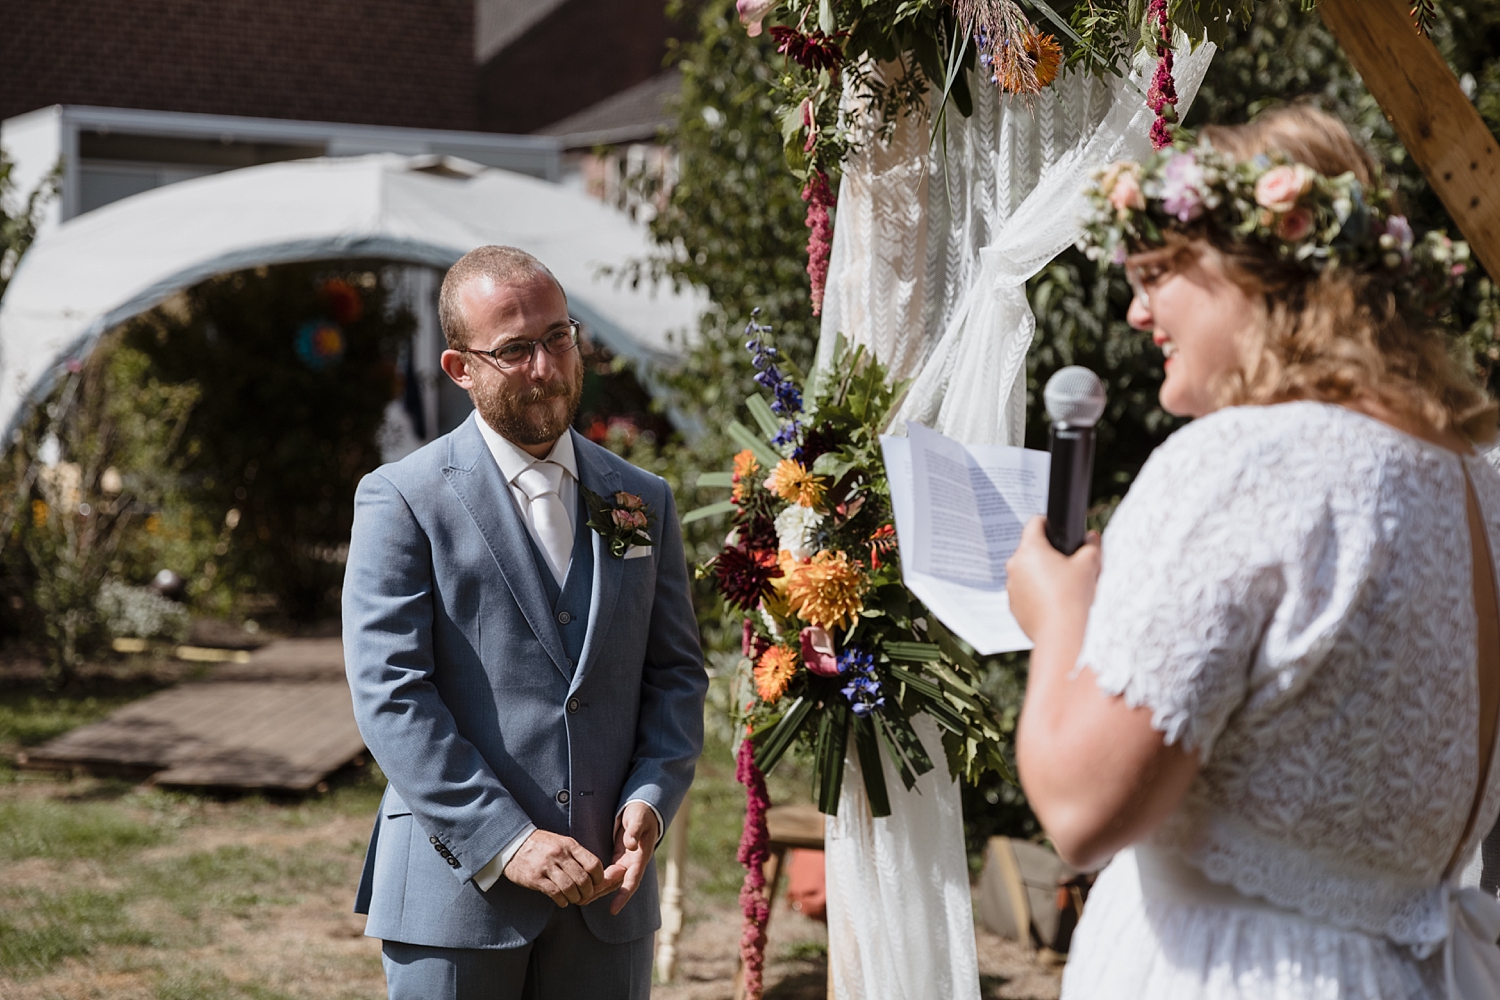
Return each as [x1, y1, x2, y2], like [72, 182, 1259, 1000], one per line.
[1005, 105, 1500, 998]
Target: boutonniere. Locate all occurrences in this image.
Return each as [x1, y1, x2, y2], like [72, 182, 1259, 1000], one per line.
[581, 487, 654, 559]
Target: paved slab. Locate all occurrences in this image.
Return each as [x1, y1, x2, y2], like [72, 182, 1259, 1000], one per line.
[21, 638, 364, 791]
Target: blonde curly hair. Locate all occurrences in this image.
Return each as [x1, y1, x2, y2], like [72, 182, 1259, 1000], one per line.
[1177, 105, 1496, 442]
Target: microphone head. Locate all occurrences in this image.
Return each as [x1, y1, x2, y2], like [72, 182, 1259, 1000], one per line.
[1044, 367, 1106, 428]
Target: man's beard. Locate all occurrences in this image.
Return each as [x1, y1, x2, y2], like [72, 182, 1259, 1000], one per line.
[472, 367, 583, 447]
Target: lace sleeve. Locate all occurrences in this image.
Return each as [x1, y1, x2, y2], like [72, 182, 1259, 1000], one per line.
[1078, 414, 1288, 762]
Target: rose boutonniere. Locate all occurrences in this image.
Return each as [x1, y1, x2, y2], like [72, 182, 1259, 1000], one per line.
[582, 487, 654, 559]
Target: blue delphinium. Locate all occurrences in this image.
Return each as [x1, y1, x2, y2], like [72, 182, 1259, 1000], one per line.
[744, 309, 804, 427]
[838, 647, 885, 718]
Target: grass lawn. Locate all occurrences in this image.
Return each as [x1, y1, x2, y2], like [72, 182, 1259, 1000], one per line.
[0, 656, 1053, 1000]
[0, 654, 821, 1000]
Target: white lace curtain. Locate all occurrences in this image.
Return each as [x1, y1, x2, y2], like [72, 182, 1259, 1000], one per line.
[818, 42, 1215, 446]
[816, 41, 1215, 1000]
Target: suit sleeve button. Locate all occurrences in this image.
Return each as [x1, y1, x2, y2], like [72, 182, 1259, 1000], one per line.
[430, 836, 439, 844]
[556, 789, 570, 805]
[557, 611, 572, 625]
[567, 697, 580, 713]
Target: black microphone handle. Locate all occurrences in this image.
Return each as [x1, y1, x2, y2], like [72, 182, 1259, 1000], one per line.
[1046, 425, 1095, 556]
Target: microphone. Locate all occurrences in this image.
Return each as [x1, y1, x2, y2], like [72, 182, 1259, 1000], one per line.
[1044, 367, 1106, 556]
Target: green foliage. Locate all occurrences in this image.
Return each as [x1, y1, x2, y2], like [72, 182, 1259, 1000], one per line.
[0, 149, 60, 301]
[120, 264, 413, 621]
[643, 2, 824, 654]
[3, 343, 199, 684]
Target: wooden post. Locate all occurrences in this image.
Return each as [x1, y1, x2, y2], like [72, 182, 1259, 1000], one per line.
[1318, 0, 1500, 278]
[654, 793, 690, 983]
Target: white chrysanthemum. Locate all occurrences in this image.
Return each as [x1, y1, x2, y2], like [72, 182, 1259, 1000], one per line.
[774, 503, 824, 561]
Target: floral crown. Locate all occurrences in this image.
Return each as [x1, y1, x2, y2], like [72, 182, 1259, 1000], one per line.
[1079, 141, 1471, 314]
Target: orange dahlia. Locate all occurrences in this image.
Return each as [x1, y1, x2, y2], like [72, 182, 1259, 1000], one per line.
[996, 30, 1063, 95]
[785, 550, 867, 631]
[732, 449, 760, 502]
[754, 644, 800, 703]
[764, 458, 826, 510]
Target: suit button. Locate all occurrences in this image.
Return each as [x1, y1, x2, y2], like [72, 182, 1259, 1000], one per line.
[567, 697, 580, 713]
[448, 858, 460, 868]
[429, 836, 439, 844]
[557, 611, 572, 625]
[556, 789, 570, 805]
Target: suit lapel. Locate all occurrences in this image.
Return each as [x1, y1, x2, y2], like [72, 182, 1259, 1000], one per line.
[442, 415, 571, 680]
[571, 430, 622, 691]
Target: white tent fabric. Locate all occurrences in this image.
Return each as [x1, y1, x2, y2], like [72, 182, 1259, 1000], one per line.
[0, 153, 704, 438]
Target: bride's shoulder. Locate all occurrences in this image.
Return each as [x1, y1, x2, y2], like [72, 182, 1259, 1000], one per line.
[1119, 403, 1352, 528]
[1146, 402, 1370, 475]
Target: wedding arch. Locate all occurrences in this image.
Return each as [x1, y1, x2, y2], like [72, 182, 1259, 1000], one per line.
[717, 1, 1500, 998]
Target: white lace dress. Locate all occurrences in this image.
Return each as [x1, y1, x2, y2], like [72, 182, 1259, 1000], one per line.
[1061, 402, 1500, 1000]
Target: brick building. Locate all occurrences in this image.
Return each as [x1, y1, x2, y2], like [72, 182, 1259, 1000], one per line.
[0, 0, 477, 131]
[0, 0, 678, 137]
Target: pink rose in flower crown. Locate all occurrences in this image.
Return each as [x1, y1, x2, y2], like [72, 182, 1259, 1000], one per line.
[1254, 164, 1316, 214]
[737, 0, 775, 36]
[1159, 152, 1207, 222]
[799, 626, 841, 677]
[1276, 207, 1314, 242]
[1108, 170, 1146, 218]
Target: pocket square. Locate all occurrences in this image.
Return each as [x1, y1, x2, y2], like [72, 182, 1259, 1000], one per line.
[624, 545, 653, 560]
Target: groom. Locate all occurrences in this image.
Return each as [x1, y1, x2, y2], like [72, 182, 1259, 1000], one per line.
[343, 245, 707, 999]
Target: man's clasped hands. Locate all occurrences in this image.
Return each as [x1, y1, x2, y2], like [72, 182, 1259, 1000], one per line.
[502, 801, 660, 913]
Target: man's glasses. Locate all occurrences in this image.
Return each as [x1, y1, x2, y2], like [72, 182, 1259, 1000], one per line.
[459, 320, 581, 370]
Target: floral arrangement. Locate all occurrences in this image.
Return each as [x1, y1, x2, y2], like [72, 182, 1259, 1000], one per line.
[691, 313, 1011, 819]
[1080, 140, 1471, 313]
[732, 0, 1448, 310]
[581, 488, 653, 558]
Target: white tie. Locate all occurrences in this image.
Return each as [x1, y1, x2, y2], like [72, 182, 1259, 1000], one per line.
[514, 462, 572, 586]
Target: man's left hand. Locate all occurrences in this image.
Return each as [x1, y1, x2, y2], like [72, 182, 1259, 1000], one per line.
[602, 801, 660, 915]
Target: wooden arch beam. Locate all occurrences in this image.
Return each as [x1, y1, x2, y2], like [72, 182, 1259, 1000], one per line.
[1319, 0, 1500, 278]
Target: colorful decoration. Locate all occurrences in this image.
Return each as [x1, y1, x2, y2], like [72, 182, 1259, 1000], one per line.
[1146, 0, 1178, 149]
[294, 320, 345, 371]
[581, 488, 654, 559]
[1080, 139, 1471, 315]
[738, 2, 1446, 309]
[318, 277, 365, 324]
[735, 736, 772, 1000]
[691, 318, 1011, 820]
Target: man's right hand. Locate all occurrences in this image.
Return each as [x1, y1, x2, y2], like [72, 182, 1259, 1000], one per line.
[502, 831, 619, 907]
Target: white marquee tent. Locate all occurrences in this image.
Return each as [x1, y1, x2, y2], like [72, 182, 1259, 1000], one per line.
[0, 153, 704, 438]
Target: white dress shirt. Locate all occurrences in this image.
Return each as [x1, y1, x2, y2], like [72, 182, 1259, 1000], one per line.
[469, 419, 662, 893]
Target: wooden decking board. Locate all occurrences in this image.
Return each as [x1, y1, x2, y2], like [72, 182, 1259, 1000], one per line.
[21, 638, 366, 792]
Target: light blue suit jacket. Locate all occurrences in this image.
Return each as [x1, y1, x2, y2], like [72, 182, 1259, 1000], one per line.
[343, 414, 707, 949]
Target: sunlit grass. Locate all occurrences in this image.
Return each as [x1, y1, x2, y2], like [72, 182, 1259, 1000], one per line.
[0, 886, 154, 975]
[0, 797, 168, 861]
